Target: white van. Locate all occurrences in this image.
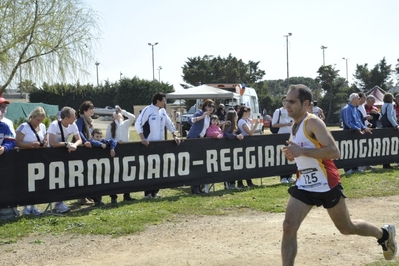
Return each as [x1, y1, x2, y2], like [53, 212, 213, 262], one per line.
[207, 84, 263, 134]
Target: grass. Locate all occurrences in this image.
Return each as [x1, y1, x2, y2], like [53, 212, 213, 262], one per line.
[1, 168, 398, 264]
[1, 168, 398, 239]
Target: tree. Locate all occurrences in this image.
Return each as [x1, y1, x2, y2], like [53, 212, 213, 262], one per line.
[182, 54, 265, 86]
[0, 0, 100, 92]
[17, 79, 38, 94]
[316, 65, 340, 123]
[353, 57, 393, 90]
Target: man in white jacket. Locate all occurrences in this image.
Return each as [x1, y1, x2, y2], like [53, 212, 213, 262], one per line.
[135, 92, 180, 199]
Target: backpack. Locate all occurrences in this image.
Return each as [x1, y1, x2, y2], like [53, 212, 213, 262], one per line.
[270, 109, 281, 134]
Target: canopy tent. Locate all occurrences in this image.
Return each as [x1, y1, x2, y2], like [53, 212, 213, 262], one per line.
[366, 86, 385, 107]
[5, 102, 59, 123]
[166, 84, 238, 99]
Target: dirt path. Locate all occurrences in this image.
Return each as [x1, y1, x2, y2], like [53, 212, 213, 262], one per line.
[1, 195, 398, 266]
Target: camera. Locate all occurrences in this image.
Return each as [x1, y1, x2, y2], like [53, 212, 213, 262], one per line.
[39, 142, 44, 147]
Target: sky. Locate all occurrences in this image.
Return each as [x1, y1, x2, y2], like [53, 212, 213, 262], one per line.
[82, 0, 399, 91]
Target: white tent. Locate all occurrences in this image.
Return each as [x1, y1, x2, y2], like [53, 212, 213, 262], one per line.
[166, 84, 238, 99]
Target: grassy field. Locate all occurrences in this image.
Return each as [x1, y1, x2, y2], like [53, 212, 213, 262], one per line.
[1, 168, 398, 241]
[2, 122, 396, 265]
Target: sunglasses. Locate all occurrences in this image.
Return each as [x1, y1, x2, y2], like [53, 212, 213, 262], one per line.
[208, 105, 215, 108]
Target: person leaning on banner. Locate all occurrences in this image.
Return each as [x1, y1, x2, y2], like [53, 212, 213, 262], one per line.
[341, 93, 372, 175]
[106, 105, 136, 204]
[135, 92, 181, 199]
[364, 95, 381, 128]
[15, 107, 48, 216]
[0, 94, 15, 137]
[223, 110, 244, 189]
[380, 92, 399, 169]
[187, 98, 215, 195]
[272, 96, 295, 184]
[76, 100, 106, 206]
[0, 110, 18, 220]
[47, 106, 82, 213]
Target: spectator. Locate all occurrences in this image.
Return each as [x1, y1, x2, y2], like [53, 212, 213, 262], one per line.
[357, 93, 375, 171]
[236, 106, 259, 188]
[234, 105, 240, 113]
[15, 107, 48, 216]
[394, 94, 399, 123]
[357, 92, 372, 128]
[186, 99, 215, 195]
[262, 112, 272, 132]
[380, 92, 399, 169]
[206, 115, 224, 139]
[135, 92, 180, 199]
[341, 93, 372, 174]
[223, 110, 244, 189]
[174, 110, 181, 134]
[272, 96, 295, 184]
[90, 128, 117, 157]
[312, 101, 325, 120]
[47, 106, 82, 213]
[364, 95, 380, 128]
[0, 94, 15, 137]
[75, 100, 103, 206]
[0, 107, 17, 220]
[216, 103, 226, 121]
[106, 105, 136, 203]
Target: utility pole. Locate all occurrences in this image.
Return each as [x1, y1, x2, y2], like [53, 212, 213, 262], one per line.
[321, 46, 327, 66]
[95, 62, 100, 86]
[283, 33, 292, 79]
[148, 42, 158, 80]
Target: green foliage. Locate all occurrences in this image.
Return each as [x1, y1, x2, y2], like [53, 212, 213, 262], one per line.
[0, 0, 100, 92]
[353, 57, 394, 90]
[316, 65, 342, 123]
[13, 116, 54, 130]
[259, 77, 321, 114]
[182, 54, 265, 86]
[29, 78, 174, 112]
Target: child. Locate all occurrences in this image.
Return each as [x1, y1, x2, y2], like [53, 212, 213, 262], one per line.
[90, 128, 117, 157]
[206, 115, 224, 139]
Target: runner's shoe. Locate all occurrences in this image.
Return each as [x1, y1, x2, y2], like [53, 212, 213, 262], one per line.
[379, 224, 397, 260]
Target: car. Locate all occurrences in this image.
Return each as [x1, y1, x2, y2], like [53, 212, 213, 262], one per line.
[93, 106, 116, 116]
[181, 105, 197, 136]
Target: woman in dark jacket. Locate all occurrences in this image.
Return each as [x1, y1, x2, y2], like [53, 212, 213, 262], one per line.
[187, 99, 215, 194]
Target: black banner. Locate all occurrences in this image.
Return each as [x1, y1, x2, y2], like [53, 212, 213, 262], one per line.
[1, 128, 398, 208]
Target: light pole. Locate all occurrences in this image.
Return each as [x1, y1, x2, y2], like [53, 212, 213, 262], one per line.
[321, 46, 327, 66]
[95, 62, 100, 86]
[148, 42, 158, 80]
[283, 33, 292, 80]
[342, 57, 349, 82]
[120, 72, 123, 80]
[157, 66, 162, 82]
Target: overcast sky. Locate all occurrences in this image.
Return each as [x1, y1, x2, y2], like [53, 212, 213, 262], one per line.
[83, 0, 399, 90]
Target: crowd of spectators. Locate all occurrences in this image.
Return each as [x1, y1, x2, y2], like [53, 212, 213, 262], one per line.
[1, 90, 399, 220]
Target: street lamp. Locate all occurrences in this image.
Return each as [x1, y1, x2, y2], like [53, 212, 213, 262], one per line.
[283, 33, 292, 80]
[148, 42, 158, 80]
[157, 66, 162, 82]
[342, 57, 349, 82]
[120, 72, 123, 80]
[321, 46, 327, 66]
[95, 62, 100, 86]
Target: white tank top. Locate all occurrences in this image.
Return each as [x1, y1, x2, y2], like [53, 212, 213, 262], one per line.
[290, 114, 341, 192]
